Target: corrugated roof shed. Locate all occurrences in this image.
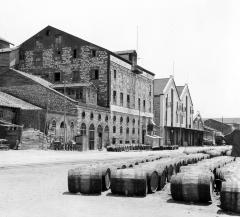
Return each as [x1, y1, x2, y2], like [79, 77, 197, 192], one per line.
[154, 78, 169, 95]
[0, 91, 41, 110]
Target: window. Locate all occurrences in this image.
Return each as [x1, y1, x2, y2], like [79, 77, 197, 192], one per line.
[80, 123, 86, 135]
[143, 100, 146, 112]
[90, 69, 99, 80]
[127, 95, 130, 108]
[98, 114, 101, 121]
[132, 119, 135, 125]
[120, 116, 123, 123]
[113, 126, 116, 133]
[54, 72, 61, 82]
[120, 140, 122, 144]
[51, 120, 56, 130]
[120, 93, 123, 106]
[120, 126, 123, 134]
[113, 91, 117, 104]
[72, 71, 80, 82]
[132, 128, 135, 134]
[91, 49, 96, 57]
[113, 115, 116, 122]
[73, 49, 77, 58]
[149, 101, 151, 112]
[126, 117, 129, 124]
[132, 140, 135, 144]
[82, 111, 85, 119]
[114, 70, 117, 79]
[138, 98, 141, 110]
[46, 30, 50, 36]
[105, 115, 108, 122]
[112, 138, 116, 145]
[149, 85, 152, 96]
[126, 128, 129, 134]
[90, 112, 94, 120]
[19, 51, 25, 60]
[55, 35, 62, 45]
[76, 89, 83, 100]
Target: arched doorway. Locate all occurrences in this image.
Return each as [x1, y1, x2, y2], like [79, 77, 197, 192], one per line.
[70, 122, 74, 140]
[104, 126, 110, 147]
[89, 124, 95, 150]
[97, 125, 103, 150]
[60, 121, 67, 142]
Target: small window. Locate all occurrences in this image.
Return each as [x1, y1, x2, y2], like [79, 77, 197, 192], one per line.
[112, 138, 116, 145]
[105, 115, 108, 122]
[113, 91, 117, 104]
[143, 100, 146, 111]
[98, 114, 101, 121]
[126, 117, 129, 124]
[54, 72, 61, 82]
[91, 49, 96, 57]
[120, 93, 123, 106]
[55, 35, 62, 45]
[132, 128, 135, 134]
[113, 126, 116, 133]
[82, 111, 85, 119]
[113, 115, 116, 122]
[46, 30, 50, 36]
[114, 70, 117, 79]
[120, 140, 122, 144]
[120, 126, 123, 134]
[90, 112, 94, 120]
[72, 71, 80, 82]
[127, 95, 130, 108]
[132, 119, 135, 125]
[73, 49, 77, 58]
[120, 116, 123, 123]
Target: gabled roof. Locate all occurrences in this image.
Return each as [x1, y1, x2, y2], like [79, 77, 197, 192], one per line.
[0, 36, 14, 45]
[20, 25, 154, 76]
[176, 86, 184, 96]
[154, 78, 170, 95]
[0, 91, 41, 110]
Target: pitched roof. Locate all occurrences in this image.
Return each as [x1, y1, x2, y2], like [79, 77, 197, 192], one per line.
[0, 91, 41, 110]
[0, 36, 14, 45]
[10, 68, 77, 103]
[153, 78, 170, 95]
[176, 86, 184, 96]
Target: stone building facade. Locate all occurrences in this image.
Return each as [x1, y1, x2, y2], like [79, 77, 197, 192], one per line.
[5, 25, 155, 149]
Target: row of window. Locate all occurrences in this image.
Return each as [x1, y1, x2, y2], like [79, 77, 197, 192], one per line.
[112, 115, 140, 125]
[112, 126, 139, 135]
[81, 112, 108, 122]
[112, 139, 138, 145]
[112, 90, 150, 111]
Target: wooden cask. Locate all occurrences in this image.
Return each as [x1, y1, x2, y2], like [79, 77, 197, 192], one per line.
[221, 179, 240, 213]
[68, 168, 81, 193]
[111, 168, 147, 197]
[170, 172, 213, 203]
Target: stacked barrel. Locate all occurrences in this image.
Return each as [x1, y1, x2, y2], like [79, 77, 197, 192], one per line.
[215, 159, 240, 213]
[170, 155, 234, 203]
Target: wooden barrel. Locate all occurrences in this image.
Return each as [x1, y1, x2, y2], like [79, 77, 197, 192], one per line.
[111, 168, 147, 197]
[221, 179, 240, 213]
[68, 168, 81, 193]
[137, 165, 159, 193]
[75, 166, 102, 194]
[170, 172, 213, 203]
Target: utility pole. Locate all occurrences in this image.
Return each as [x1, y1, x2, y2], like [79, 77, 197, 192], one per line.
[63, 80, 66, 150]
[138, 99, 141, 147]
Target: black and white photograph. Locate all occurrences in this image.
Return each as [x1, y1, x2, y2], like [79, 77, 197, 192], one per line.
[0, 0, 239, 216]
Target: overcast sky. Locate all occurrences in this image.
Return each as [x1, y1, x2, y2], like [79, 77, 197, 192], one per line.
[1, 0, 238, 118]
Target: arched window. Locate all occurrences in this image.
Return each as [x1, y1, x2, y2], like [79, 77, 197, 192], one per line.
[113, 126, 116, 133]
[126, 127, 129, 134]
[82, 111, 86, 119]
[51, 120, 56, 130]
[105, 115, 108, 122]
[98, 114, 101, 121]
[132, 118, 135, 125]
[70, 122, 74, 139]
[90, 112, 94, 120]
[60, 121, 66, 138]
[126, 117, 129, 124]
[120, 126, 123, 134]
[80, 123, 86, 135]
[113, 115, 116, 122]
[120, 116, 123, 123]
[89, 124, 95, 150]
[132, 128, 135, 134]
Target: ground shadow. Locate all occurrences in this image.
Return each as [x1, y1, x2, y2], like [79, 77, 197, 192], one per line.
[217, 206, 240, 216]
[62, 191, 101, 196]
[106, 192, 146, 198]
[167, 198, 212, 206]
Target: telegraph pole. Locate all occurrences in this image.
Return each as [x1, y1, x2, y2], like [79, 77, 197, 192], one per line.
[63, 80, 66, 150]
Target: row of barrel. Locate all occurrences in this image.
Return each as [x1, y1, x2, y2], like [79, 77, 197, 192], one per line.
[215, 159, 240, 213]
[68, 146, 231, 196]
[107, 144, 152, 152]
[170, 155, 235, 203]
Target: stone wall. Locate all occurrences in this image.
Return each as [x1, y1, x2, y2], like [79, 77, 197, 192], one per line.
[17, 26, 109, 107]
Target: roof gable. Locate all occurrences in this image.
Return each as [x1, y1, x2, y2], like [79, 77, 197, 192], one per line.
[154, 78, 169, 95]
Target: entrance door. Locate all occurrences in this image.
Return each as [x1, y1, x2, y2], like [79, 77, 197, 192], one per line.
[142, 129, 146, 144]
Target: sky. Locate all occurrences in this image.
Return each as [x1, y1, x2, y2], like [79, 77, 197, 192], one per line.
[0, 0, 238, 118]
